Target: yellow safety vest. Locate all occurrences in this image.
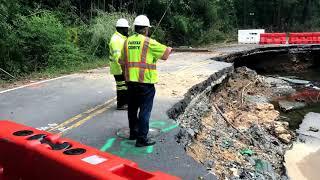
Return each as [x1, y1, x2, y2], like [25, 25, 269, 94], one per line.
[109, 31, 127, 75]
[120, 33, 169, 84]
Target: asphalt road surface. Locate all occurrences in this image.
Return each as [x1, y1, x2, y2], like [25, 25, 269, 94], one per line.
[0, 52, 233, 179]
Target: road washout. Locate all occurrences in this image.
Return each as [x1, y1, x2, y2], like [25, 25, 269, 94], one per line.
[175, 67, 298, 179]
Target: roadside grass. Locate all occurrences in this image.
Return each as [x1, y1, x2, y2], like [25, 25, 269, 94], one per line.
[41, 58, 109, 77]
[0, 58, 109, 89]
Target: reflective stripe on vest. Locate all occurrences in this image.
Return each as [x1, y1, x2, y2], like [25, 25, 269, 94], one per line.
[119, 61, 156, 70]
[127, 62, 156, 69]
[124, 37, 156, 83]
[138, 38, 150, 83]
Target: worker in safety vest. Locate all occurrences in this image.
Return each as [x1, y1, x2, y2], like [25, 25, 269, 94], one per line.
[119, 15, 172, 147]
[109, 18, 130, 110]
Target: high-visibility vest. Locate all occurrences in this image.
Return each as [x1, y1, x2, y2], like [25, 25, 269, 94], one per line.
[109, 31, 127, 75]
[120, 33, 170, 84]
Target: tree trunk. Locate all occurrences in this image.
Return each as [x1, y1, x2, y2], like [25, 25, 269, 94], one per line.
[272, 0, 277, 30]
[277, 0, 281, 30]
[133, 0, 136, 13]
[79, 0, 82, 18]
[263, 0, 266, 25]
[302, 0, 311, 25]
[142, 0, 145, 14]
[90, 0, 93, 20]
[243, 0, 247, 28]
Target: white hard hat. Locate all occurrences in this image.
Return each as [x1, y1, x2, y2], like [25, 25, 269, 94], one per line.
[133, 15, 151, 27]
[116, 18, 130, 28]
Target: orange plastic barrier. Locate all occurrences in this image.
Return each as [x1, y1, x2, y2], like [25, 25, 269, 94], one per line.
[0, 120, 180, 180]
[0, 165, 3, 180]
[259, 33, 286, 44]
[289, 32, 320, 44]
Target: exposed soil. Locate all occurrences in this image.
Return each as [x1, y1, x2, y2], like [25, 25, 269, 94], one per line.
[156, 52, 223, 98]
[176, 67, 296, 180]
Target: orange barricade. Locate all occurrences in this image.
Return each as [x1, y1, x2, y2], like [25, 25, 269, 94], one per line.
[259, 33, 269, 44]
[288, 33, 298, 44]
[259, 33, 286, 44]
[0, 165, 3, 180]
[313, 32, 320, 43]
[289, 32, 320, 44]
[0, 120, 180, 180]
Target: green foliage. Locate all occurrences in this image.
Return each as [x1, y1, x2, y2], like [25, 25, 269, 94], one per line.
[0, 0, 22, 78]
[141, 0, 233, 45]
[2, 0, 320, 80]
[79, 12, 135, 58]
[17, 13, 67, 71]
[16, 12, 84, 72]
[169, 15, 204, 44]
[67, 27, 80, 45]
[0, 11, 85, 79]
[151, 27, 166, 43]
[48, 44, 85, 69]
[198, 28, 226, 45]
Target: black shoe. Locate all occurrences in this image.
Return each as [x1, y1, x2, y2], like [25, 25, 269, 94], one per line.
[116, 104, 128, 110]
[135, 138, 156, 147]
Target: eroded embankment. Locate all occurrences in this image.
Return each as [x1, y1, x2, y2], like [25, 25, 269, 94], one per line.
[168, 45, 320, 180]
[169, 45, 320, 121]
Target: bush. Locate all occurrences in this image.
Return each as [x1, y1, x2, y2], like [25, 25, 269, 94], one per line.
[79, 11, 135, 58]
[0, 0, 21, 79]
[151, 26, 166, 43]
[198, 28, 227, 45]
[48, 44, 85, 68]
[15, 12, 84, 73]
[169, 15, 203, 45]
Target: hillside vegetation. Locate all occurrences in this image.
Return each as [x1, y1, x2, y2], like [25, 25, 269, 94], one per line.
[1, 0, 320, 80]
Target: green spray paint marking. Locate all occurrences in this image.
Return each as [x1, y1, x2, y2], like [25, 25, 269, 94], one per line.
[161, 124, 178, 132]
[100, 137, 116, 151]
[118, 140, 154, 156]
[150, 120, 178, 133]
[150, 121, 166, 128]
[100, 120, 178, 156]
[146, 146, 153, 153]
[101, 139, 154, 157]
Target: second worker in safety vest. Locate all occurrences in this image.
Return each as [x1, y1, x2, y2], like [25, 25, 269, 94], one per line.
[109, 18, 130, 110]
[120, 15, 172, 147]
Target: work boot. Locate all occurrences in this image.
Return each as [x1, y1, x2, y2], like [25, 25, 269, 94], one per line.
[116, 104, 128, 110]
[135, 138, 156, 147]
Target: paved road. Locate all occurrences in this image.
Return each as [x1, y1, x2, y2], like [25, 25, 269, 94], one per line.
[0, 52, 233, 179]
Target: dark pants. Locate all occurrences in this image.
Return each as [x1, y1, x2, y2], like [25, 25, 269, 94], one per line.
[114, 75, 128, 107]
[127, 82, 155, 141]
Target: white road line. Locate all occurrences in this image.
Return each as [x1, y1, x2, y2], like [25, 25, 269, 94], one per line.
[0, 75, 72, 94]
